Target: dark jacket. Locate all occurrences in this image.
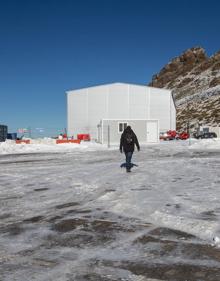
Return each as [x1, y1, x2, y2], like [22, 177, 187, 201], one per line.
[120, 126, 140, 153]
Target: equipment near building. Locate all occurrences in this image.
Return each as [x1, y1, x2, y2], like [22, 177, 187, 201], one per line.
[0, 125, 8, 142]
[160, 130, 189, 141]
[7, 133, 17, 140]
[77, 134, 91, 141]
[194, 132, 217, 139]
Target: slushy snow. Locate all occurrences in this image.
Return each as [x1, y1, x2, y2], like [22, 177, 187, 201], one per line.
[1, 138, 220, 242]
[1, 138, 220, 280]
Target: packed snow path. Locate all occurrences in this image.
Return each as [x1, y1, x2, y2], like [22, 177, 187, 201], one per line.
[1, 141, 220, 280]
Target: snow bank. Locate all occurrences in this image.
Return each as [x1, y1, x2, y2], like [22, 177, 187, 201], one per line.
[0, 138, 110, 155]
[189, 138, 220, 150]
[1, 138, 220, 155]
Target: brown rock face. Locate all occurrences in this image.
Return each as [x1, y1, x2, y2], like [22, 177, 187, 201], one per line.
[149, 47, 208, 88]
[148, 47, 220, 130]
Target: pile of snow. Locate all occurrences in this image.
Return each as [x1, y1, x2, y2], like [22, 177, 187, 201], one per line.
[29, 137, 56, 145]
[0, 138, 111, 155]
[1, 138, 220, 155]
[189, 138, 220, 150]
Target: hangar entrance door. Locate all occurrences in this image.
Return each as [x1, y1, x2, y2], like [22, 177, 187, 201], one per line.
[146, 120, 159, 143]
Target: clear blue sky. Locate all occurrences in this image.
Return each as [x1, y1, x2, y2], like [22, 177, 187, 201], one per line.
[1, 0, 220, 137]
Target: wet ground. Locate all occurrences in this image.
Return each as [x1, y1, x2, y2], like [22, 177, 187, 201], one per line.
[1, 144, 220, 280]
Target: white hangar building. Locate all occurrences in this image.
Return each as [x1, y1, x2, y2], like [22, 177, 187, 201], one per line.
[67, 83, 176, 144]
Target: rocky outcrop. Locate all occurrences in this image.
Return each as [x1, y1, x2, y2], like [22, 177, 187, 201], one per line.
[148, 47, 220, 131]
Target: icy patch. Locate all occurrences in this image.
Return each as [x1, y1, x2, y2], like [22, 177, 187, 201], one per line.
[150, 211, 219, 242]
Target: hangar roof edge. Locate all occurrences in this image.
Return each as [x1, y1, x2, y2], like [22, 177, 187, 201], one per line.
[66, 82, 171, 94]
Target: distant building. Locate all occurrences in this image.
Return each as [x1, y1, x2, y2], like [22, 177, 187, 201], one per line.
[0, 124, 8, 142]
[67, 83, 176, 144]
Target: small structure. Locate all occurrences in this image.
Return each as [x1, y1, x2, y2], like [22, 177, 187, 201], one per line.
[0, 124, 8, 142]
[67, 83, 176, 144]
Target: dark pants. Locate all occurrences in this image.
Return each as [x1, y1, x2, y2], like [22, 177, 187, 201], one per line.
[125, 151, 133, 171]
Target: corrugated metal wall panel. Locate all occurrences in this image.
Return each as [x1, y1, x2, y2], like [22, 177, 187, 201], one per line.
[67, 89, 88, 137]
[149, 88, 171, 131]
[108, 84, 129, 119]
[87, 85, 108, 139]
[129, 85, 149, 119]
[170, 96, 176, 130]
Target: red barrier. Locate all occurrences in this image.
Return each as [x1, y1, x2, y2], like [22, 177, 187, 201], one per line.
[16, 140, 30, 144]
[77, 134, 90, 141]
[56, 139, 81, 144]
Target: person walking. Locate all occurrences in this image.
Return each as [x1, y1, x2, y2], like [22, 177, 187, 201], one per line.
[120, 125, 140, 172]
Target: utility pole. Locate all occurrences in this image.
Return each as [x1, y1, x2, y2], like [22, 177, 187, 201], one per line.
[186, 101, 189, 134]
[107, 125, 110, 148]
[186, 101, 191, 145]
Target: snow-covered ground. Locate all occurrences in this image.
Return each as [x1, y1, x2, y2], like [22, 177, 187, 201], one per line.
[1, 139, 220, 280]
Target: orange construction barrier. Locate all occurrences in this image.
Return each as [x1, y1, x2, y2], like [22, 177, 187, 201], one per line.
[16, 140, 30, 144]
[56, 139, 81, 144]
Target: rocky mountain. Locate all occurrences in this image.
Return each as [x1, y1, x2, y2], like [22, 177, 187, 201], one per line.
[148, 47, 220, 131]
